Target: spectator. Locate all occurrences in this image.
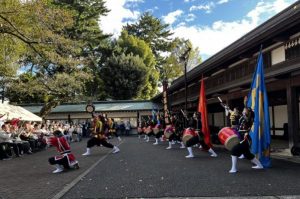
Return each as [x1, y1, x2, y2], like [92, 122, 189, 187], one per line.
[119, 121, 125, 136]
[0, 124, 21, 158]
[125, 121, 131, 136]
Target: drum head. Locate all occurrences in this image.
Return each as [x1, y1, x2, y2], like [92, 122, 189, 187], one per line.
[224, 135, 240, 151]
[164, 132, 172, 138]
[153, 128, 159, 134]
[182, 134, 193, 145]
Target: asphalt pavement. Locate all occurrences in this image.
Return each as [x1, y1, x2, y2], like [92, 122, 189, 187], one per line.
[1, 136, 300, 199]
[62, 137, 300, 199]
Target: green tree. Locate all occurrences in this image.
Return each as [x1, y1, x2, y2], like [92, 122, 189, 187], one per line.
[124, 12, 173, 58]
[124, 14, 202, 84]
[1, 0, 91, 118]
[54, 0, 111, 101]
[117, 31, 158, 99]
[101, 53, 148, 100]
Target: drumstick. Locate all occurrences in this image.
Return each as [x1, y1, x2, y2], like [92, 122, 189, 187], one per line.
[217, 97, 223, 103]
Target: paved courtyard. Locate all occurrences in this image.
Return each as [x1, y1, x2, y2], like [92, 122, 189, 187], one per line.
[1, 136, 300, 199]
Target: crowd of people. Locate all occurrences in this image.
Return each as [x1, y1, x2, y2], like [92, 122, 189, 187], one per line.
[0, 120, 85, 161]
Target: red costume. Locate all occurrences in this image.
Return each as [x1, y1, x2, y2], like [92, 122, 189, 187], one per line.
[48, 136, 77, 167]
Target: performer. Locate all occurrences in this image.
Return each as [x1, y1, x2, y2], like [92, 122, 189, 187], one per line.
[229, 107, 263, 173]
[108, 118, 121, 141]
[184, 112, 217, 158]
[144, 120, 155, 142]
[137, 120, 145, 139]
[153, 113, 164, 145]
[165, 114, 185, 149]
[230, 108, 240, 130]
[82, 115, 120, 156]
[48, 130, 79, 174]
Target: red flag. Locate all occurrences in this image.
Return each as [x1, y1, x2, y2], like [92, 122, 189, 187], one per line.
[198, 76, 212, 148]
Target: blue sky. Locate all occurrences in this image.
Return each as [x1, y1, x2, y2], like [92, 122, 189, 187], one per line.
[100, 0, 297, 60]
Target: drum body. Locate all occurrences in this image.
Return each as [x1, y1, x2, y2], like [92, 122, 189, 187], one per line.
[218, 127, 240, 151]
[182, 128, 197, 145]
[153, 124, 161, 135]
[164, 125, 173, 138]
[137, 127, 143, 133]
[145, 126, 152, 135]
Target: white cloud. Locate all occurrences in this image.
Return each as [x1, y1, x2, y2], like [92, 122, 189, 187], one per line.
[162, 10, 184, 25]
[184, 0, 196, 2]
[173, 0, 295, 59]
[186, 13, 196, 22]
[99, 0, 140, 37]
[189, 2, 215, 13]
[177, 22, 187, 27]
[126, 0, 144, 2]
[217, 0, 230, 4]
[246, 0, 293, 24]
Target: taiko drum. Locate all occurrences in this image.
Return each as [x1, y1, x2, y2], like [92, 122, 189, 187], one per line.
[218, 127, 240, 151]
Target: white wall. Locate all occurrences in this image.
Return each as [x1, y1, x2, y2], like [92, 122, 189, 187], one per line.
[273, 105, 288, 135]
[271, 46, 285, 65]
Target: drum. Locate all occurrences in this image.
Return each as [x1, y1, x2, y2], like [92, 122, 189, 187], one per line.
[153, 124, 160, 135]
[145, 126, 152, 135]
[137, 127, 143, 133]
[182, 128, 197, 145]
[164, 125, 173, 139]
[218, 127, 240, 151]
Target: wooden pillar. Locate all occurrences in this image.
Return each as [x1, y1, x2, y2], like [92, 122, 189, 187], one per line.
[286, 80, 299, 148]
[271, 106, 275, 136]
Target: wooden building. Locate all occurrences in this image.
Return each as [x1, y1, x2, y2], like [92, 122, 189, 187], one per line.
[153, 2, 300, 151]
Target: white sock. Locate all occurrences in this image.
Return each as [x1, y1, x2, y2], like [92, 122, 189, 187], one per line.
[53, 164, 64, 173]
[82, 148, 91, 155]
[180, 142, 185, 148]
[208, 148, 217, 157]
[185, 147, 194, 158]
[112, 146, 120, 153]
[166, 142, 172, 149]
[251, 158, 263, 169]
[229, 155, 238, 173]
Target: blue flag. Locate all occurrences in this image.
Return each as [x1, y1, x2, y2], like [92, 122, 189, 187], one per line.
[152, 108, 156, 123]
[247, 50, 271, 168]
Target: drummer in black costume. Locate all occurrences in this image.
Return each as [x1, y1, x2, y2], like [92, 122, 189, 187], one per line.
[166, 114, 185, 149]
[153, 114, 164, 145]
[145, 120, 155, 142]
[230, 107, 241, 130]
[137, 120, 145, 139]
[184, 112, 217, 158]
[229, 107, 263, 173]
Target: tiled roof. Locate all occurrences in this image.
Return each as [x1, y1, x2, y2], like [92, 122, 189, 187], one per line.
[21, 100, 160, 114]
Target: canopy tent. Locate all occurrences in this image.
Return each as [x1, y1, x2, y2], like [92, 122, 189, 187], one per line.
[0, 103, 42, 122]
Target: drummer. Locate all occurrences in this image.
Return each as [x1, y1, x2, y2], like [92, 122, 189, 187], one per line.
[137, 120, 145, 139]
[166, 114, 185, 149]
[229, 107, 263, 173]
[145, 120, 155, 142]
[153, 114, 165, 145]
[230, 107, 240, 130]
[185, 112, 217, 158]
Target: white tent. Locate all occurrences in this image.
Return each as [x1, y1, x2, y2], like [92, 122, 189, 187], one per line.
[0, 103, 42, 122]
